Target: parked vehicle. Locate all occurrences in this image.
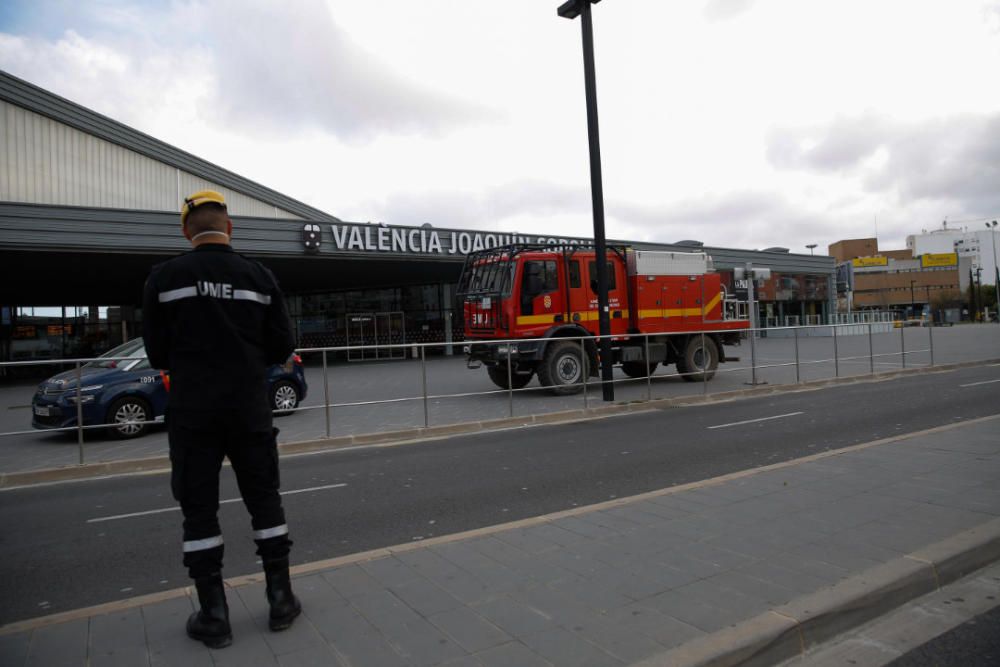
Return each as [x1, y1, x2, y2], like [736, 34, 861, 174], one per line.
[31, 338, 307, 439]
[457, 244, 750, 394]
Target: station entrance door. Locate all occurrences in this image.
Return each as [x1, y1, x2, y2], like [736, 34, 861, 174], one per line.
[346, 312, 406, 361]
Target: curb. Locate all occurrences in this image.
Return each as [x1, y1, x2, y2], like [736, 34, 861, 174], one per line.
[2, 358, 997, 489]
[629, 517, 1000, 667]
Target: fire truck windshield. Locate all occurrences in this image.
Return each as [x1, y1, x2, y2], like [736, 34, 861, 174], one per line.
[464, 260, 515, 296]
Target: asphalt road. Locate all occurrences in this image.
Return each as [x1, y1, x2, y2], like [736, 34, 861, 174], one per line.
[889, 604, 1000, 667]
[1, 363, 999, 625]
[1, 324, 998, 474]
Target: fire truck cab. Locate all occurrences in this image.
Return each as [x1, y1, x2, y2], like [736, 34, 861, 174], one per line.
[457, 244, 750, 394]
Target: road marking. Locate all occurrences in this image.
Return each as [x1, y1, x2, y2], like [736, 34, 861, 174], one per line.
[707, 412, 804, 430]
[86, 483, 347, 523]
[959, 379, 1000, 387]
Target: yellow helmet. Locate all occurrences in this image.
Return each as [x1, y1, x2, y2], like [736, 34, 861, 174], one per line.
[181, 190, 227, 227]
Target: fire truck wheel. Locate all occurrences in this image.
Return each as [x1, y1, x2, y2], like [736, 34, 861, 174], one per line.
[677, 336, 718, 382]
[538, 341, 586, 395]
[487, 364, 533, 390]
[621, 361, 659, 379]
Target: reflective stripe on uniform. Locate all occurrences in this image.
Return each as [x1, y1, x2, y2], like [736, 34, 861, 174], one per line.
[159, 286, 198, 303]
[253, 524, 288, 540]
[233, 289, 272, 305]
[183, 535, 224, 552]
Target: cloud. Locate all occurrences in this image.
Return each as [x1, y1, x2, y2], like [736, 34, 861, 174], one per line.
[767, 112, 1000, 217]
[703, 0, 760, 22]
[356, 179, 590, 229]
[188, 0, 495, 141]
[0, 0, 494, 142]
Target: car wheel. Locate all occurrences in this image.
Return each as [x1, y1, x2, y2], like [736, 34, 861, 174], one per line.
[107, 396, 151, 439]
[271, 380, 300, 416]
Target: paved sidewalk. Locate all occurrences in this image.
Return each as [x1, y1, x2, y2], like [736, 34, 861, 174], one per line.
[2, 416, 999, 667]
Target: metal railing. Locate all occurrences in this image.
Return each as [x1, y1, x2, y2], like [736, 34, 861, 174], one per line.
[0, 320, 957, 474]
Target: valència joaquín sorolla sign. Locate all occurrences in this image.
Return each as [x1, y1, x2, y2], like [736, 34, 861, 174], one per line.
[305, 223, 590, 256]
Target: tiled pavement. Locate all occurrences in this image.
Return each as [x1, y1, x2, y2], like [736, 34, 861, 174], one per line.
[2, 415, 999, 666]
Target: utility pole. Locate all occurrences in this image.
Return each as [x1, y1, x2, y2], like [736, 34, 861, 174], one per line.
[558, 0, 614, 400]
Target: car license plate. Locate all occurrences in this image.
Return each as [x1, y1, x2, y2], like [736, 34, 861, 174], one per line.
[34, 406, 50, 417]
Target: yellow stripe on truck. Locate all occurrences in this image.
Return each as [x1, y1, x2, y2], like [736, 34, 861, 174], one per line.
[638, 292, 722, 319]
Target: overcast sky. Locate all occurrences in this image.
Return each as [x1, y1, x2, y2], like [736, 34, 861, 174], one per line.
[2, 0, 999, 254]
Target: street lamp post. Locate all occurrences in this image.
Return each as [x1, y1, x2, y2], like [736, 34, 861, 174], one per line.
[806, 244, 817, 255]
[989, 221, 999, 323]
[909, 279, 915, 315]
[558, 0, 614, 401]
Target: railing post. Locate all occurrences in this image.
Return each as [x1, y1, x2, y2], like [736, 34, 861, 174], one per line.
[701, 331, 707, 395]
[833, 324, 839, 378]
[421, 345, 429, 428]
[322, 350, 330, 439]
[581, 337, 589, 410]
[868, 322, 875, 375]
[75, 361, 84, 465]
[928, 323, 934, 366]
[507, 344, 514, 418]
[645, 334, 652, 401]
[900, 325, 906, 369]
[794, 326, 800, 384]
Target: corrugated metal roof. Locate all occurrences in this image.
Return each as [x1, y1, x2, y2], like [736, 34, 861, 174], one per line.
[0, 70, 339, 222]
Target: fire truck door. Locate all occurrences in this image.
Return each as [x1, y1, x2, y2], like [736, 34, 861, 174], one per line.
[566, 259, 590, 327]
[519, 260, 563, 326]
[586, 257, 628, 335]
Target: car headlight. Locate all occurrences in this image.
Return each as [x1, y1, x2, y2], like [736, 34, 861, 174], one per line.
[66, 385, 103, 403]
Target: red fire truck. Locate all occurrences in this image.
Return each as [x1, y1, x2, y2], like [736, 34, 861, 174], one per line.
[457, 244, 750, 394]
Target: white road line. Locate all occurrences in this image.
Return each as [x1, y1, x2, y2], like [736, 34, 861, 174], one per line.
[959, 379, 1000, 388]
[86, 483, 347, 523]
[708, 412, 804, 430]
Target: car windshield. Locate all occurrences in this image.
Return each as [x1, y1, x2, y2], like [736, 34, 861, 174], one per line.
[85, 338, 147, 369]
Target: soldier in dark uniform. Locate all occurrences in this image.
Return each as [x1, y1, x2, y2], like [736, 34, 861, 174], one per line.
[142, 190, 301, 648]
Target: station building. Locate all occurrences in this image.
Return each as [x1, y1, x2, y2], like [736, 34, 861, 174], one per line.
[0, 70, 836, 365]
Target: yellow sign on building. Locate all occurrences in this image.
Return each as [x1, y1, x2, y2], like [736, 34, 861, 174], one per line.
[851, 256, 888, 267]
[920, 252, 958, 268]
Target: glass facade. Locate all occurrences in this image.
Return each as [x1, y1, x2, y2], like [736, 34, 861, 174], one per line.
[290, 282, 462, 359]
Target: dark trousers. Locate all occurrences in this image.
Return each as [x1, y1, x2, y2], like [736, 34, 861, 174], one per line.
[168, 420, 292, 579]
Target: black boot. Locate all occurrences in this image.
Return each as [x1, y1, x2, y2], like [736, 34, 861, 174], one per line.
[186, 574, 232, 648]
[263, 557, 301, 631]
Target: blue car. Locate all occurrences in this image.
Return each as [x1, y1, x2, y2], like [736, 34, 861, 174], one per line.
[31, 338, 307, 439]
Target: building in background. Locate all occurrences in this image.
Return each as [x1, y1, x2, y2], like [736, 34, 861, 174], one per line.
[0, 70, 835, 367]
[829, 237, 973, 320]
